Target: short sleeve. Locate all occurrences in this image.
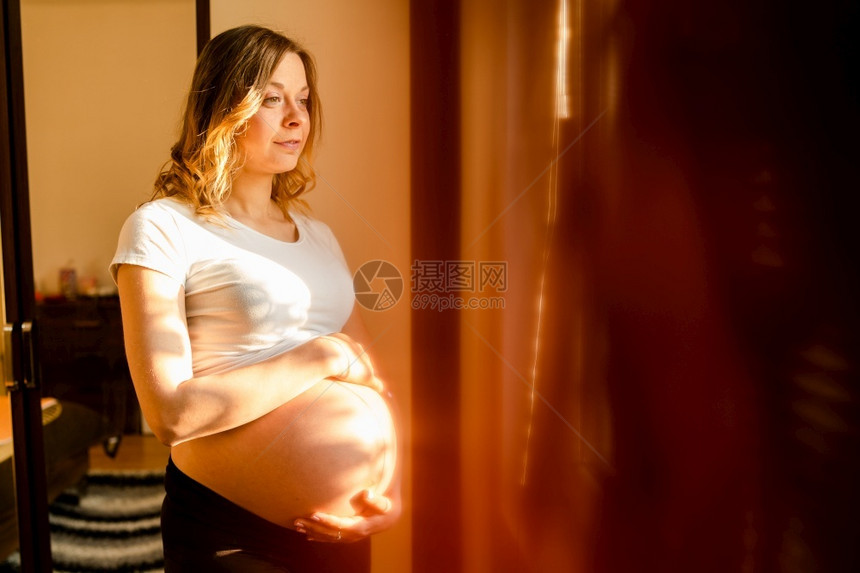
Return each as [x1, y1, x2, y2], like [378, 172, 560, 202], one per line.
[110, 202, 188, 286]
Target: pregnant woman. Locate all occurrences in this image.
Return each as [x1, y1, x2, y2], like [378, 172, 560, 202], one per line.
[111, 25, 400, 572]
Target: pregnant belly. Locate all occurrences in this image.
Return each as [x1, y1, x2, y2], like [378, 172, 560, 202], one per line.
[171, 380, 397, 528]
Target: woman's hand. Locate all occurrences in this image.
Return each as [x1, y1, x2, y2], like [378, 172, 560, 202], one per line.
[318, 333, 383, 393]
[293, 489, 401, 543]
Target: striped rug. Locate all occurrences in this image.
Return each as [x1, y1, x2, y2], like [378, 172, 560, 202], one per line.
[3, 469, 165, 573]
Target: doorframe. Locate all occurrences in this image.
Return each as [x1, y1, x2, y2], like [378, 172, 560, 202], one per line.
[1, 0, 52, 570]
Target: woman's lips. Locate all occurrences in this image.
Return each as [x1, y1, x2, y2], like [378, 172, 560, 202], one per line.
[275, 139, 302, 152]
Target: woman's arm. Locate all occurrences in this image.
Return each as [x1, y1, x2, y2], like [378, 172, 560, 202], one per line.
[117, 264, 378, 447]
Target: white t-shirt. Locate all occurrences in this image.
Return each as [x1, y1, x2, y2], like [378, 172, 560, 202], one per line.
[110, 197, 354, 377]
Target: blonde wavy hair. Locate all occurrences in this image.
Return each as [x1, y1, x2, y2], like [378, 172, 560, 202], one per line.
[152, 25, 322, 219]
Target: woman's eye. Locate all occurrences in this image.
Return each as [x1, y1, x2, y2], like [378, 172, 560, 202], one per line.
[263, 96, 281, 105]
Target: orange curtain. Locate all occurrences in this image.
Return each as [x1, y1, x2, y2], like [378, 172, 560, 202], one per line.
[414, 0, 859, 570]
[460, 0, 611, 570]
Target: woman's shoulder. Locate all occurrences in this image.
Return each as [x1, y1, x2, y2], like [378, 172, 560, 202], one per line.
[112, 198, 193, 284]
[134, 196, 194, 218]
[123, 197, 202, 232]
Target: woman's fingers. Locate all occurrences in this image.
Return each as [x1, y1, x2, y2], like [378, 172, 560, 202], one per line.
[294, 514, 361, 543]
[293, 496, 398, 543]
[352, 489, 392, 515]
[323, 333, 381, 391]
[363, 376, 385, 393]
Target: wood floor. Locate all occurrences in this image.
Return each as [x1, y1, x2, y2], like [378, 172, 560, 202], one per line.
[88, 434, 170, 471]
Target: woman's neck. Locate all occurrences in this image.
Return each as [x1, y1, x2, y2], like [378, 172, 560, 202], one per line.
[223, 172, 297, 242]
[226, 171, 276, 218]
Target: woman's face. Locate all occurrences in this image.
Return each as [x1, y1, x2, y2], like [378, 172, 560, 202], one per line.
[236, 52, 310, 177]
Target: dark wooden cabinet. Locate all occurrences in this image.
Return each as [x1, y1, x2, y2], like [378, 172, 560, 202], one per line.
[34, 295, 140, 436]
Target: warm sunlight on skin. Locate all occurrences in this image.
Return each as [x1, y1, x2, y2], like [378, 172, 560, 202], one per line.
[234, 52, 310, 181]
[175, 379, 398, 527]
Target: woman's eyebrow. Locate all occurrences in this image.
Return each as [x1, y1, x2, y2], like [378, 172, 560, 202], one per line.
[267, 81, 309, 92]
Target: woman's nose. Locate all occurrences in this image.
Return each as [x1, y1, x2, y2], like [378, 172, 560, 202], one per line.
[283, 102, 305, 126]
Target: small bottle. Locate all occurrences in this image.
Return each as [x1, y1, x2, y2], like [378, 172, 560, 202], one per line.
[59, 260, 77, 299]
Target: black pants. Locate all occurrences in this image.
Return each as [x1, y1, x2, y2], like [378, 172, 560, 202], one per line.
[161, 457, 371, 572]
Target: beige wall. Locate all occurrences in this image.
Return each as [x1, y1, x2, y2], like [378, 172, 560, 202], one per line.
[21, 0, 196, 296]
[209, 3, 412, 572]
